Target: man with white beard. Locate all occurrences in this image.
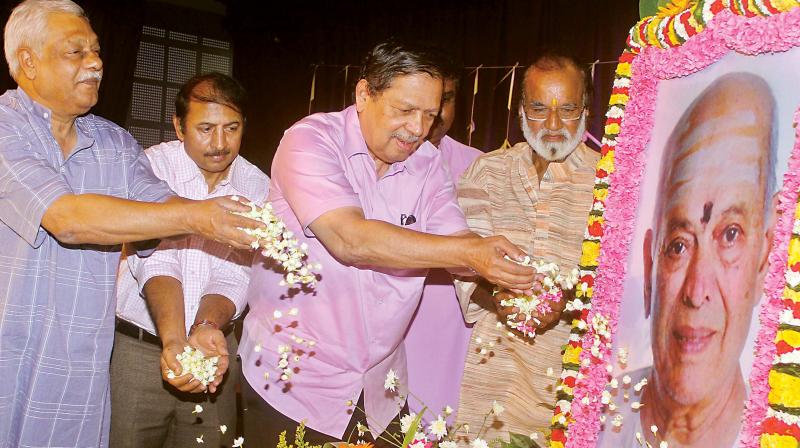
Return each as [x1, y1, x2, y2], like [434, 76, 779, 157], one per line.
[453, 53, 600, 440]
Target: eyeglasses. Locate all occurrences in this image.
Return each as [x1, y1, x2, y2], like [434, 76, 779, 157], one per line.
[522, 105, 585, 122]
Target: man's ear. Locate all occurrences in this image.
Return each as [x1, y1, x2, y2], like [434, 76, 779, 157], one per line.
[354, 79, 371, 113]
[18, 48, 37, 80]
[643, 228, 655, 318]
[758, 192, 780, 276]
[172, 115, 185, 141]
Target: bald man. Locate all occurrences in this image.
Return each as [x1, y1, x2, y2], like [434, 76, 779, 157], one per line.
[599, 72, 778, 448]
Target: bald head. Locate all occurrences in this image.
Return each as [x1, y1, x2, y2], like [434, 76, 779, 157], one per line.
[654, 72, 776, 234]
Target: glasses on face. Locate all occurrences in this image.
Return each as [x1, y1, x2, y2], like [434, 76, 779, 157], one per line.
[522, 104, 585, 122]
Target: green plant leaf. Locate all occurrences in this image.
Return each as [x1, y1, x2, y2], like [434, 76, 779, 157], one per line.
[401, 408, 425, 448]
[498, 432, 542, 448]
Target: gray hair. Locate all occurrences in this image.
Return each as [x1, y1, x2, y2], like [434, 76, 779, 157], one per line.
[4, 0, 86, 79]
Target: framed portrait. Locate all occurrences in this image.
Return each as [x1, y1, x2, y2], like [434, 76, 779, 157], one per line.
[549, 3, 800, 448]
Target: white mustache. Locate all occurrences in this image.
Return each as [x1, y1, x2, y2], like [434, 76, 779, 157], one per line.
[77, 72, 102, 83]
[536, 128, 569, 140]
[391, 132, 419, 144]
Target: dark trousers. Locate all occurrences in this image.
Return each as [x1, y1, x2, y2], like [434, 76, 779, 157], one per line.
[110, 328, 240, 448]
[240, 371, 408, 448]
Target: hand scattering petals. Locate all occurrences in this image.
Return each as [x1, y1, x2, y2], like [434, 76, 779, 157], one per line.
[499, 256, 579, 339]
[234, 201, 320, 288]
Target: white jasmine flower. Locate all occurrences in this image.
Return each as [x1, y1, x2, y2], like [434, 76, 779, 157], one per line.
[530, 433, 539, 440]
[356, 422, 367, 437]
[491, 400, 504, 416]
[219, 425, 227, 434]
[651, 425, 658, 434]
[546, 367, 554, 377]
[444, 405, 453, 416]
[660, 442, 668, 448]
[400, 413, 417, 434]
[612, 414, 623, 427]
[273, 310, 283, 319]
[232, 436, 245, 447]
[471, 438, 489, 448]
[193, 404, 203, 414]
[384, 369, 398, 392]
[428, 415, 447, 440]
[622, 375, 632, 385]
[631, 402, 642, 410]
[196, 435, 204, 444]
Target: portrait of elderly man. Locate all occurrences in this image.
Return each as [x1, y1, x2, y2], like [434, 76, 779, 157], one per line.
[0, 1, 260, 446]
[238, 40, 535, 447]
[598, 72, 778, 448]
[454, 53, 599, 440]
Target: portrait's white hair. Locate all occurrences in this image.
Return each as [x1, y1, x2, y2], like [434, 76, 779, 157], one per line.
[4, 0, 86, 79]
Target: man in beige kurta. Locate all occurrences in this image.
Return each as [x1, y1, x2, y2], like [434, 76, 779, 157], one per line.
[455, 54, 599, 441]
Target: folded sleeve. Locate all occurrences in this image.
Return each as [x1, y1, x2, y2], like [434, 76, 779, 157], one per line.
[124, 134, 174, 203]
[270, 123, 361, 234]
[421, 154, 468, 237]
[0, 121, 73, 247]
[128, 236, 186, 292]
[201, 246, 253, 319]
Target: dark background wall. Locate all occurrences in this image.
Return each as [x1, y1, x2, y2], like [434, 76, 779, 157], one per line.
[0, 0, 639, 173]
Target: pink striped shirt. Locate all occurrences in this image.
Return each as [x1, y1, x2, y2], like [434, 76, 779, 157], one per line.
[116, 140, 269, 335]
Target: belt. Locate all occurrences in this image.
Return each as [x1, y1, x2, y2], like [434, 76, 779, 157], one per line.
[115, 318, 162, 346]
[115, 318, 236, 347]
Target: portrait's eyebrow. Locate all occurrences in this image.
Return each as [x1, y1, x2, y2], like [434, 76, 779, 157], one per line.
[665, 217, 692, 235]
[715, 204, 746, 221]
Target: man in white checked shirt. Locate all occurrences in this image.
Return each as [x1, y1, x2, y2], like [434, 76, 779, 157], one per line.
[112, 73, 269, 448]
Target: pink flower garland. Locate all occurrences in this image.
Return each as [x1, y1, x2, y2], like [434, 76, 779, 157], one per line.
[740, 106, 800, 448]
[564, 8, 800, 448]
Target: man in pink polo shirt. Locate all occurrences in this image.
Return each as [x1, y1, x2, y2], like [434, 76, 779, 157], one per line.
[404, 50, 482, 425]
[239, 41, 534, 446]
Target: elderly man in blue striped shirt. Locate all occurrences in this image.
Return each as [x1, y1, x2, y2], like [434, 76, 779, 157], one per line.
[0, 1, 261, 446]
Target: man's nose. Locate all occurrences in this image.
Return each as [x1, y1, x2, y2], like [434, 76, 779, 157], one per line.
[682, 248, 715, 308]
[85, 51, 102, 72]
[211, 127, 225, 150]
[545, 108, 563, 132]
[406, 111, 424, 137]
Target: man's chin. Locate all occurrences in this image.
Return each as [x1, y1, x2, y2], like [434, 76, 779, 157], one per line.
[531, 142, 573, 162]
[661, 370, 720, 406]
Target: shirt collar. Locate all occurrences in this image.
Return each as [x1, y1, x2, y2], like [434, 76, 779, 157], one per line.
[16, 88, 96, 159]
[343, 105, 415, 176]
[519, 140, 591, 180]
